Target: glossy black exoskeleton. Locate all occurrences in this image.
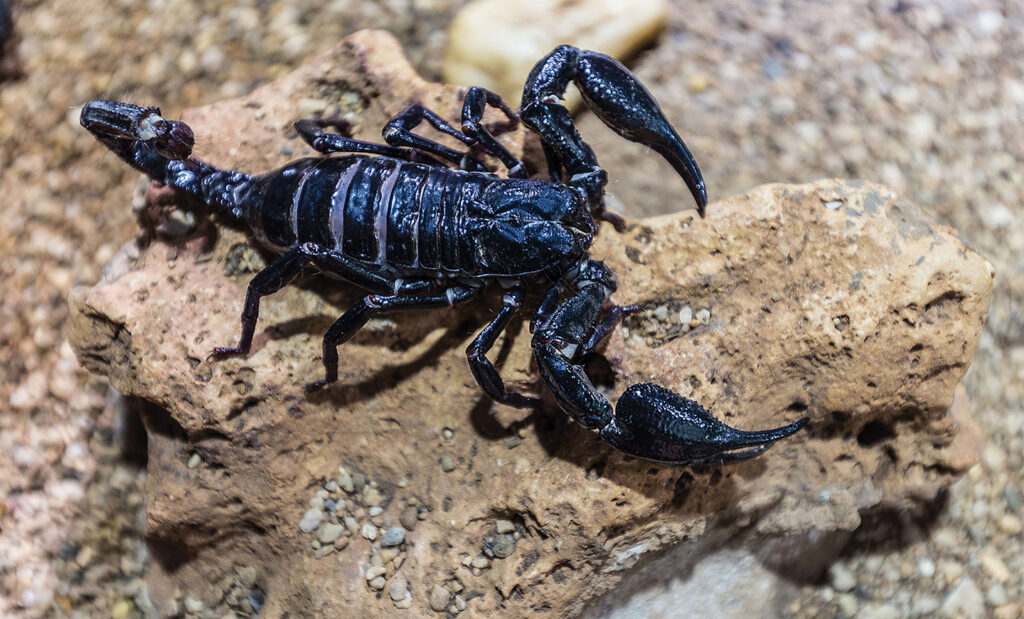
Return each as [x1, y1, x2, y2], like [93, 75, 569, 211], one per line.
[81, 46, 807, 467]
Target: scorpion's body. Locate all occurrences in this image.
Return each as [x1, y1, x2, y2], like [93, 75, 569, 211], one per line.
[82, 45, 807, 467]
[246, 156, 591, 280]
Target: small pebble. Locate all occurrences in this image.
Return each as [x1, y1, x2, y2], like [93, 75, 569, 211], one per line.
[494, 519, 515, 534]
[994, 604, 1024, 619]
[187, 453, 201, 469]
[917, 557, 935, 578]
[389, 578, 409, 602]
[110, 599, 134, 619]
[184, 596, 204, 613]
[316, 523, 344, 544]
[368, 576, 386, 590]
[836, 593, 857, 617]
[997, 514, 1022, 534]
[313, 545, 334, 559]
[380, 526, 406, 547]
[362, 486, 383, 507]
[471, 555, 490, 569]
[324, 480, 339, 493]
[430, 585, 450, 612]
[361, 523, 378, 541]
[487, 534, 516, 559]
[333, 538, 350, 551]
[678, 306, 693, 324]
[299, 508, 325, 533]
[696, 308, 711, 325]
[336, 470, 355, 494]
[829, 563, 857, 593]
[394, 593, 414, 609]
[987, 583, 1008, 607]
[365, 566, 386, 581]
[368, 506, 384, 517]
[440, 456, 456, 472]
[400, 507, 418, 531]
[1002, 485, 1023, 511]
[910, 595, 939, 616]
[980, 551, 1010, 582]
[442, 427, 454, 440]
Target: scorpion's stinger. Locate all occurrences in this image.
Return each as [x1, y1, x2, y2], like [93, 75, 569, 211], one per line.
[521, 46, 708, 215]
[600, 383, 809, 467]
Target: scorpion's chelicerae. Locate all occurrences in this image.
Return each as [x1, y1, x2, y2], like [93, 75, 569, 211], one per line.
[81, 46, 807, 466]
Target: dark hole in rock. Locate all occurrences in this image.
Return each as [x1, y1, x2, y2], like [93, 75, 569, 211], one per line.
[856, 420, 896, 446]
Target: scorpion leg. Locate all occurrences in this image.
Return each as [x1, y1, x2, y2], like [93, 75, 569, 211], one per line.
[209, 242, 394, 361]
[295, 119, 415, 160]
[520, 45, 707, 215]
[460, 87, 527, 178]
[532, 260, 807, 466]
[306, 286, 481, 392]
[209, 246, 309, 360]
[466, 288, 540, 408]
[382, 104, 488, 172]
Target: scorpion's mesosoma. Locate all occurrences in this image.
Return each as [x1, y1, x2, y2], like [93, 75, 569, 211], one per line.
[81, 45, 807, 466]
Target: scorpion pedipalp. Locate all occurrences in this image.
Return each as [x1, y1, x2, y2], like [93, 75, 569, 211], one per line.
[530, 260, 807, 466]
[520, 45, 707, 216]
[601, 383, 809, 467]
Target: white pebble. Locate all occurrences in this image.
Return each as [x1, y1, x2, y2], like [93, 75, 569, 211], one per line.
[829, 563, 856, 592]
[299, 508, 325, 533]
[361, 523, 378, 541]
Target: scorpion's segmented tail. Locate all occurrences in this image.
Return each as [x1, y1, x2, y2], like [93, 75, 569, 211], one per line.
[80, 100, 257, 223]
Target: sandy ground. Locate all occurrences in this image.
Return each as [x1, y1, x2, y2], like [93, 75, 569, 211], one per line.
[0, 0, 1020, 617]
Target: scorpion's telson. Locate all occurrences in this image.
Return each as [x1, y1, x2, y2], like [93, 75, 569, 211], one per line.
[81, 46, 807, 467]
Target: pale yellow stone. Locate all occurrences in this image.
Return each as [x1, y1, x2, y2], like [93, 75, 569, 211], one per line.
[444, 0, 669, 108]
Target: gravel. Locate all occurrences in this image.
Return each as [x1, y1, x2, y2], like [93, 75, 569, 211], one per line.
[2, 0, 1021, 616]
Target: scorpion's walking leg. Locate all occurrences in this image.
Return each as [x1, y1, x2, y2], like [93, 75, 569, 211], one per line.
[531, 260, 808, 466]
[459, 88, 527, 178]
[210, 242, 394, 360]
[209, 246, 309, 360]
[382, 104, 488, 172]
[306, 287, 481, 392]
[295, 119, 419, 161]
[520, 45, 707, 215]
[466, 288, 539, 408]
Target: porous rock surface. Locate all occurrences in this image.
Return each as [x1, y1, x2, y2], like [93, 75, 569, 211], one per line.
[68, 30, 992, 617]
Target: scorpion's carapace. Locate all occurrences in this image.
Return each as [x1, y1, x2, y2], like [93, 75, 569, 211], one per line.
[80, 46, 806, 467]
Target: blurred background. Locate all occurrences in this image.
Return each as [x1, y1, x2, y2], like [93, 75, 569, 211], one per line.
[0, 0, 1020, 616]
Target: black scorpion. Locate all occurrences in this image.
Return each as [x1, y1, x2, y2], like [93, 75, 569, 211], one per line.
[81, 46, 807, 466]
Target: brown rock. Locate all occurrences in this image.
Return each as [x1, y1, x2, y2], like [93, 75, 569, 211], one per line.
[444, 0, 669, 108]
[69, 31, 992, 618]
